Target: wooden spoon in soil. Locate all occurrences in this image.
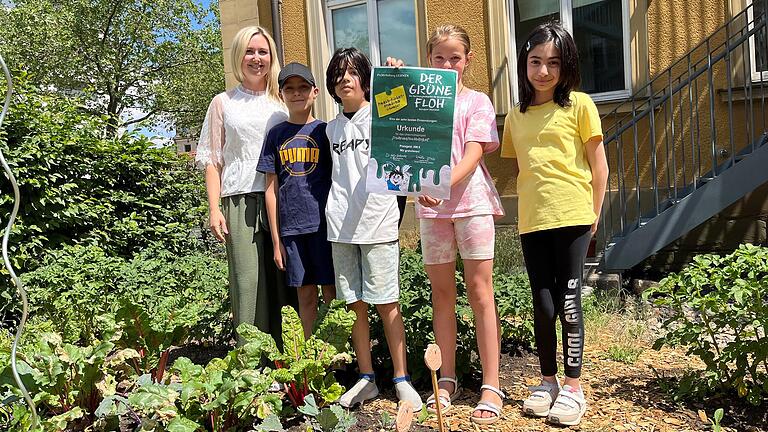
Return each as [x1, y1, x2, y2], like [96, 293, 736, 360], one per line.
[424, 344, 445, 432]
[396, 400, 414, 432]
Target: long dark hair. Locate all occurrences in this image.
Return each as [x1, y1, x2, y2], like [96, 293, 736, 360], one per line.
[517, 22, 580, 113]
[325, 47, 372, 104]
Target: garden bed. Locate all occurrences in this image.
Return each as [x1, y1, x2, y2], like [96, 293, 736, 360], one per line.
[336, 318, 767, 432]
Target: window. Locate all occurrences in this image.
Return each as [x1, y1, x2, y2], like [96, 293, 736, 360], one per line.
[326, 0, 420, 67]
[506, 0, 632, 101]
[748, 0, 768, 81]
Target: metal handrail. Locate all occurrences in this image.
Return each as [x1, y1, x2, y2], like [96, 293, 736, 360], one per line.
[599, 0, 768, 258]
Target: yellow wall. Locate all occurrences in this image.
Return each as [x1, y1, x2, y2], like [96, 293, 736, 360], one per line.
[224, 0, 767, 201]
[219, 0, 264, 89]
[280, 0, 310, 65]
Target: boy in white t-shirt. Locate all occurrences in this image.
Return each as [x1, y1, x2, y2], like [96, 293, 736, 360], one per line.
[324, 47, 422, 411]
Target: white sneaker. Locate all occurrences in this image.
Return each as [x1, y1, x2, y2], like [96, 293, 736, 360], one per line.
[547, 385, 587, 426]
[338, 377, 379, 408]
[394, 377, 423, 411]
[522, 379, 560, 417]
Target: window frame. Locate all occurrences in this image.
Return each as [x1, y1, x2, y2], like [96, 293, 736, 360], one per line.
[747, 0, 768, 82]
[505, 0, 633, 103]
[325, 0, 421, 68]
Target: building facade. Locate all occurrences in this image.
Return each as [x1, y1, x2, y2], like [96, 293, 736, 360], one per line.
[218, 0, 768, 270]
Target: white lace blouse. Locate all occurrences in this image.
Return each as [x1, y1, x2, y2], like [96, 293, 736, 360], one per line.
[195, 85, 288, 197]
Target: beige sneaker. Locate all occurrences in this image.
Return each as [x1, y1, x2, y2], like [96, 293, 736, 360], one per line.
[522, 380, 560, 417]
[547, 385, 587, 426]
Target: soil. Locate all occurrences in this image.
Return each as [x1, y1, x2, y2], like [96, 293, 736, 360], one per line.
[329, 329, 767, 432]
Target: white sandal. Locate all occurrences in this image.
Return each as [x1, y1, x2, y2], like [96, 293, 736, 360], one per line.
[426, 376, 462, 414]
[470, 384, 505, 425]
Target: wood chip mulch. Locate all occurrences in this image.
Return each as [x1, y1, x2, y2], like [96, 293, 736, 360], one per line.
[349, 325, 766, 432]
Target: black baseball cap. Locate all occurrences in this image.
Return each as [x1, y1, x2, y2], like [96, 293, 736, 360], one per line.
[278, 62, 316, 88]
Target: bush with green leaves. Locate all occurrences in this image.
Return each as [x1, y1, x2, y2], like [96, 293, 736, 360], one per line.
[644, 244, 768, 405]
[0, 74, 211, 324]
[494, 272, 535, 349]
[370, 247, 533, 385]
[22, 244, 230, 346]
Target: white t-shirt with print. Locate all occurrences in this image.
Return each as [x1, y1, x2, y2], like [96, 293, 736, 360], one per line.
[325, 105, 399, 244]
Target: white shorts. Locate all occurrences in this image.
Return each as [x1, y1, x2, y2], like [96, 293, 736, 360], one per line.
[332, 241, 400, 304]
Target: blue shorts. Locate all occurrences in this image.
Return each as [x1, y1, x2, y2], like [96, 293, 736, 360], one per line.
[283, 229, 335, 288]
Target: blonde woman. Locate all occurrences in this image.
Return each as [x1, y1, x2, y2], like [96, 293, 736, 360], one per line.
[196, 26, 297, 345]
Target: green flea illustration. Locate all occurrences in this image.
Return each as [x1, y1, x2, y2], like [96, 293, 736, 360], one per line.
[366, 66, 456, 199]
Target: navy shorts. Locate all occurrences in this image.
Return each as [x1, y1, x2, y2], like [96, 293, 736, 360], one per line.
[283, 228, 335, 288]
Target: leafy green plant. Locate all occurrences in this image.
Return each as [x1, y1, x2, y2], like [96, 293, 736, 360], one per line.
[494, 272, 535, 349]
[644, 244, 768, 405]
[0, 331, 139, 431]
[378, 410, 394, 430]
[22, 244, 229, 345]
[156, 353, 278, 431]
[710, 407, 724, 431]
[250, 302, 355, 408]
[298, 394, 356, 432]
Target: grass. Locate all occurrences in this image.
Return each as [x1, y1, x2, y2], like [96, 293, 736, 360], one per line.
[607, 344, 644, 364]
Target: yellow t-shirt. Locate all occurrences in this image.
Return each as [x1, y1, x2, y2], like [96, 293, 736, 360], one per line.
[501, 91, 603, 234]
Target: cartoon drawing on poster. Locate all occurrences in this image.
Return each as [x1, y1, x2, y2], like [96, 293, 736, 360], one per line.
[366, 66, 457, 199]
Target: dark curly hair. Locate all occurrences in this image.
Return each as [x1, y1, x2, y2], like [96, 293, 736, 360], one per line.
[517, 22, 580, 113]
[325, 47, 372, 104]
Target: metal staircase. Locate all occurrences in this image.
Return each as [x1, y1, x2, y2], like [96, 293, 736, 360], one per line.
[599, 0, 768, 271]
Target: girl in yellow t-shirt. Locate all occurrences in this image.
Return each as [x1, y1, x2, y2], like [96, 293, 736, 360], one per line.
[500, 22, 608, 427]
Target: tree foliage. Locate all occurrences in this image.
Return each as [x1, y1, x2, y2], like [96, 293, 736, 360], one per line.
[0, 0, 224, 135]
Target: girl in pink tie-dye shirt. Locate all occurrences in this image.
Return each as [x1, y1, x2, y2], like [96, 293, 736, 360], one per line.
[415, 24, 505, 426]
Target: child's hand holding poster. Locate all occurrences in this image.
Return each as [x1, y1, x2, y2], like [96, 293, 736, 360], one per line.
[367, 67, 457, 199]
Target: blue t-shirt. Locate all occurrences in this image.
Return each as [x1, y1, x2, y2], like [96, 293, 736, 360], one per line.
[257, 120, 332, 236]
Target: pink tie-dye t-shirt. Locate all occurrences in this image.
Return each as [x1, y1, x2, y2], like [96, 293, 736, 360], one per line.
[416, 90, 504, 219]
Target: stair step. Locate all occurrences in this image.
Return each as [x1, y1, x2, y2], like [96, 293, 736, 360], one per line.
[639, 217, 653, 227]
[735, 153, 751, 162]
[699, 176, 716, 183]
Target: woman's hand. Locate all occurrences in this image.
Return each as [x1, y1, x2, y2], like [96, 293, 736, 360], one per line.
[418, 195, 442, 207]
[386, 57, 405, 67]
[209, 208, 228, 242]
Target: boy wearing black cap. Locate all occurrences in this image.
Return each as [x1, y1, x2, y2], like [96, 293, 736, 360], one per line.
[257, 62, 335, 337]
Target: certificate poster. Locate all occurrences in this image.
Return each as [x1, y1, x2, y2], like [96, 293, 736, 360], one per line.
[366, 66, 457, 199]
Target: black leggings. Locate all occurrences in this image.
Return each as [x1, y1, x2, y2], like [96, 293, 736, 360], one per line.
[520, 225, 591, 379]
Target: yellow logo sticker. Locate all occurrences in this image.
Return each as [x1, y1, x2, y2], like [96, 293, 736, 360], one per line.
[375, 85, 407, 117]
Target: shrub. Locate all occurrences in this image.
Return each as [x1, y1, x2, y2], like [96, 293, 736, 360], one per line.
[22, 244, 230, 345]
[644, 244, 768, 405]
[0, 75, 211, 325]
[494, 272, 535, 350]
